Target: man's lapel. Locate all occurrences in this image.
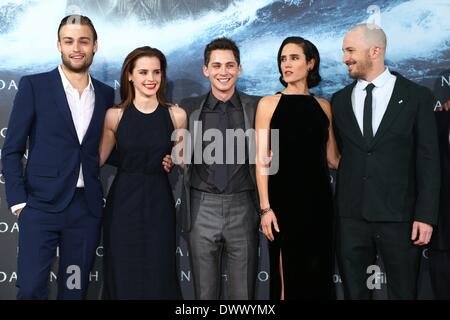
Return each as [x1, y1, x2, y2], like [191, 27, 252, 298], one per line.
[81, 79, 104, 145]
[340, 82, 366, 148]
[51, 68, 79, 143]
[370, 76, 407, 148]
[238, 90, 254, 131]
[188, 95, 207, 171]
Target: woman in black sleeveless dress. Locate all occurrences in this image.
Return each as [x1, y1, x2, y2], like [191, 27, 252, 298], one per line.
[99, 47, 187, 299]
[255, 37, 340, 299]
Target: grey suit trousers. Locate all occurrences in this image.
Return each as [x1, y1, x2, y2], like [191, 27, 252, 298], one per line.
[188, 189, 259, 300]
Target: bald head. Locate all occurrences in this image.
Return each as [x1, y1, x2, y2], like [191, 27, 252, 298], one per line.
[342, 23, 387, 81]
[347, 23, 387, 50]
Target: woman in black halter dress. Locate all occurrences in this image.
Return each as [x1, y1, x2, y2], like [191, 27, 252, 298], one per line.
[255, 37, 340, 299]
[99, 47, 186, 299]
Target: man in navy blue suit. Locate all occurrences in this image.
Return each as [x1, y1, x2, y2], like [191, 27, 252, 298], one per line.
[1, 15, 115, 299]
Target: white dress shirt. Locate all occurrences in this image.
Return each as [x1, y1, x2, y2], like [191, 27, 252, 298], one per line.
[58, 65, 95, 187]
[11, 66, 95, 214]
[351, 68, 397, 135]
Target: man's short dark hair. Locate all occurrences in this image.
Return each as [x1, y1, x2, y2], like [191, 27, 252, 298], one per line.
[58, 15, 98, 42]
[204, 37, 240, 66]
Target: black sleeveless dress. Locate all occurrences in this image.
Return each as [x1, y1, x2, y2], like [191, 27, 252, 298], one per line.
[103, 104, 180, 299]
[268, 94, 335, 299]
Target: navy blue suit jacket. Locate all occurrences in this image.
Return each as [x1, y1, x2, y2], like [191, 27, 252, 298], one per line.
[2, 68, 115, 217]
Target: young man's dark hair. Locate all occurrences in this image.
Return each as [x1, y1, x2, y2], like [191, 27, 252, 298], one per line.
[204, 37, 240, 66]
[57, 14, 98, 42]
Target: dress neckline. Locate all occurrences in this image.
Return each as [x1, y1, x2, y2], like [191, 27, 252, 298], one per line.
[132, 103, 159, 115]
[278, 91, 311, 97]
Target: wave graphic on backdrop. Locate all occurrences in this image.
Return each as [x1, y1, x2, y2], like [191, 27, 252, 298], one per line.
[0, 0, 273, 67]
[0, 0, 449, 98]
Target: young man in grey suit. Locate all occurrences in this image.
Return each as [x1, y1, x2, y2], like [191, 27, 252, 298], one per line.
[178, 38, 261, 300]
[332, 24, 440, 299]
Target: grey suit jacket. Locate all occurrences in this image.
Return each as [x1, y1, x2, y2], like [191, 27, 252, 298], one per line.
[178, 90, 261, 232]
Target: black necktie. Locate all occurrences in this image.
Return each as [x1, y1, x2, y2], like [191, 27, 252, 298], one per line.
[213, 101, 229, 192]
[363, 83, 376, 144]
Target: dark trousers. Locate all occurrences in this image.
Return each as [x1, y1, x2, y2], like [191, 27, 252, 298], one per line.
[337, 217, 421, 299]
[429, 249, 450, 299]
[16, 189, 101, 300]
[188, 189, 259, 300]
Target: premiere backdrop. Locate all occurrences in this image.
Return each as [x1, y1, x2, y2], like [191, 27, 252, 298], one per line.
[0, 0, 449, 299]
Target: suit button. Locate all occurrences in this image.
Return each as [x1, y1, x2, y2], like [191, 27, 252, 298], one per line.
[367, 152, 372, 156]
[363, 176, 368, 181]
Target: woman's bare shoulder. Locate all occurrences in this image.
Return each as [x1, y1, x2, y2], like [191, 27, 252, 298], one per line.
[258, 94, 282, 109]
[105, 106, 123, 130]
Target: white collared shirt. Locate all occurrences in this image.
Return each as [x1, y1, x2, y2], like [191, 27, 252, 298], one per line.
[58, 65, 95, 188]
[351, 67, 397, 135]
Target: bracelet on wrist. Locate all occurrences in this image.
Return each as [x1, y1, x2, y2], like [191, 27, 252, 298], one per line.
[259, 207, 273, 217]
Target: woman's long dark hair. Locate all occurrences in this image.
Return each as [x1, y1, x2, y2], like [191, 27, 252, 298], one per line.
[118, 46, 167, 109]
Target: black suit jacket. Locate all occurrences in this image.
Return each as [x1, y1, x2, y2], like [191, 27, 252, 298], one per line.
[430, 110, 450, 249]
[178, 90, 261, 232]
[332, 72, 440, 225]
